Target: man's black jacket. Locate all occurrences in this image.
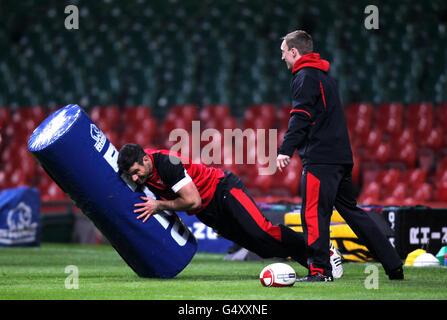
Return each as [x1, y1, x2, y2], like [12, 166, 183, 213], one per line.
[278, 53, 353, 166]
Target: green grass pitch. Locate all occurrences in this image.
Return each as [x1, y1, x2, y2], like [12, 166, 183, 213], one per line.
[0, 243, 446, 300]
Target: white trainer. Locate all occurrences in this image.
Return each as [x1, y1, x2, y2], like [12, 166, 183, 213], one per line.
[329, 241, 343, 279]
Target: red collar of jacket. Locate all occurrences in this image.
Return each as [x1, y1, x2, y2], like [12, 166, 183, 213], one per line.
[292, 53, 330, 74]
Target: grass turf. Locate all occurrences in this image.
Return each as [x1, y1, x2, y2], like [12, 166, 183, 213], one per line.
[0, 243, 446, 300]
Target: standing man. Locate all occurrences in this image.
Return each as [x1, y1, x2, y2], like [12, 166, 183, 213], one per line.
[117, 143, 343, 277]
[277, 30, 403, 282]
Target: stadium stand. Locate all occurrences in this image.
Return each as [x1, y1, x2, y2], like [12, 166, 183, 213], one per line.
[2, 101, 447, 207]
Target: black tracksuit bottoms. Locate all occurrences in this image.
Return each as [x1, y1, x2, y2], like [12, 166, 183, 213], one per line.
[196, 170, 308, 268]
[301, 163, 402, 276]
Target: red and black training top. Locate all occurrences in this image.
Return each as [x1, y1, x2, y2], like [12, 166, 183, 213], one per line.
[143, 148, 225, 215]
[278, 53, 353, 166]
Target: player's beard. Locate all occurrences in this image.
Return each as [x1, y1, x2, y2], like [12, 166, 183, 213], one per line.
[135, 174, 148, 187]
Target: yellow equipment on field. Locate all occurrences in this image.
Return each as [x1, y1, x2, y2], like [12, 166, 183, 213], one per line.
[285, 210, 375, 262]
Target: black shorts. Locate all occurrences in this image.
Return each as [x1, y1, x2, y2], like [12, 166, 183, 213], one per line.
[196, 171, 306, 264]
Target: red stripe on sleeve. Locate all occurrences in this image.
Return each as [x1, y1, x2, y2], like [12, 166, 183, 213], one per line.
[290, 109, 311, 118]
[319, 82, 326, 109]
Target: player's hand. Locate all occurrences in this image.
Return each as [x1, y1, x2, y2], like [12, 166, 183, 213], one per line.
[276, 154, 291, 172]
[133, 196, 160, 223]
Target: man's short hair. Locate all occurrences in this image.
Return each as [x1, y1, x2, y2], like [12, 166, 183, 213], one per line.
[282, 30, 313, 55]
[117, 143, 146, 174]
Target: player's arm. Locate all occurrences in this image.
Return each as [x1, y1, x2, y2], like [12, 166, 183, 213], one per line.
[134, 182, 202, 223]
[134, 153, 202, 223]
[277, 74, 317, 170]
[278, 113, 311, 157]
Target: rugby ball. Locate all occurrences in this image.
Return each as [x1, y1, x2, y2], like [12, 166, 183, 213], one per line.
[259, 263, 296, 287]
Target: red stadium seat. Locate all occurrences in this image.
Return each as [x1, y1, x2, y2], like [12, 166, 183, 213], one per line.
[0, 170, 6, 189]
[242, 108, 257, 130]
[417, 149, 436, 171]
[0, 144, 16, 167]
[390, 128, 415, 149]
[41, 182, 69, 202]
[434, 180, 447, 202]
[90, 105, 121, 130]
[350, 117, 371, 149]
[212, 104, 231, 119]
[277, 128, 287, 148]
[419, 127, 443, 152]
[8, 170, 27, 188]
[136, 131, 156, 148]
[345, 103, 373, 124]
[20, 149, 37, 184]
[383, 183, 407, 205]
[239, 163, 258, 183]
[217, 162, 240, 177]
[357, 181, 380, 205]
[406, 102, 434, 123]
[15, 106, 47, 125]
[281, 171, 300, 196]
[250, 173, 274, 196]
[405, 102, 434, 143]
[105, 130, 120, 149]
[436, 156, 447, 176]
[162, 106, 199, 141]
[435, 103, 447, 128]
[352, 153, 361, 185]
[161, 113, 191, 137]
[0, 107, 11, 127]
[373, 141, 391, 166]
[201, 116, 232, 133]
[435, 169, 447, 186]
[30, 106, 47, 124]
[199, 106, 213, 123]
[380, 169, 402, 197]
[1, 161, 14, 188]
[121, 116, 159, 147]
[123, 106, 152, 125]
[10, 111, 36, 143]
[361, 168, 382, 185]
[363, 128, 383, 151]
[271, 168, 300, 197]
[220, 117, 237, 130]
[200, 104, 230, 121]
[344, 103, 373, 137]
[247, 104, 276, 119]
[251, 117, 272, 130]
[202, 117, 218, 130]
[403, 168, 427, 186]
[140, 117, 158, 140]
[243, 104, 276, 130]
[389, 142, 417, 168]
[375, 102, 403, 137]
[411, 183, 433, 203]
[169, 104, 198, 122]
[270, 156, 302, 196]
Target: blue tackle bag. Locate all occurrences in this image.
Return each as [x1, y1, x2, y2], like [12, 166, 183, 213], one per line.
[28, 104, 197, 278]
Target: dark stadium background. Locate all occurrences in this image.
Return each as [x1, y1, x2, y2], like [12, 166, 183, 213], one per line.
[1, 1, 447, 242]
